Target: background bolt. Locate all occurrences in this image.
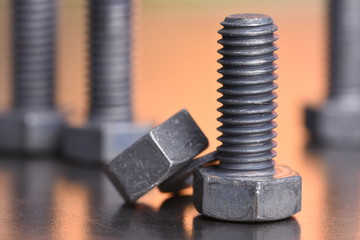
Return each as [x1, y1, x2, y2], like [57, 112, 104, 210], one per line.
[0, 0, 64, 154]
[63, 0, 151, 164]
[193, 14, 301, 222]
[306, 0, 360, 147]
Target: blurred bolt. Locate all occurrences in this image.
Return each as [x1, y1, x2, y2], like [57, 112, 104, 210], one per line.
[0, 0, 64, 155]
[63, 0, 151, 164]
[306, 0, 360, 147]
[193, 14, 302, 222]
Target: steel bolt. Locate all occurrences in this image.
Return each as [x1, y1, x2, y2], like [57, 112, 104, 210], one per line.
[306, 0, 360, 147]
[193, 14, 302, 222]
[0, 0, 64, 154]
[63, 0, 150, 164]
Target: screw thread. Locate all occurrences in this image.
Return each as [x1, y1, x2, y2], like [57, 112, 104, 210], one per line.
[88, 0, 132, 123]
[216, 14, 278, 177]
[12, 0, 56, 111]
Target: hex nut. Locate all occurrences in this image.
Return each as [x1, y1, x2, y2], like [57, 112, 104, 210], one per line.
[63, 122, 151, 164]
[104, 110, 209, 203]
[158, 151, 217, 193]
[0, 110, 64, 154]
[193, 165, 302, 222]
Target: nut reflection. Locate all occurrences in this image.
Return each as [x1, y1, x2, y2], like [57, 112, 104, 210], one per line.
[318, 149, 360, 240]
[193, 216, 300, 240]
[110, 196, 193, 239]
[11, 158, 60, 239]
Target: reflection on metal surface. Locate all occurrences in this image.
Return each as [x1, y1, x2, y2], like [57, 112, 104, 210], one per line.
[0, 150, 360, 239]
[1, 158, 59, 239]
[317, 149, 360, 240]
[193, 216, 300, 240]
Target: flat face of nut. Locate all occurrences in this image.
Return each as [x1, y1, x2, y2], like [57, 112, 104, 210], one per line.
[193, 165, 302, 222]
[104, 110, 208, 203]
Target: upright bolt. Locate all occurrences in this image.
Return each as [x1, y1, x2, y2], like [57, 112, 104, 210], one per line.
[63, 0, 150, 164]
[193, 14, 302, 222]
[88, 0, 132, 123]
[306, 0, 360, 147]
[0, 0, 64, 154]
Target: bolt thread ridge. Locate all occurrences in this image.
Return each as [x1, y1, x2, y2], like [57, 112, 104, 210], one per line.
[12, 0, 56, 110]
[88, 0, 132, 122]
[216, 14, 278, 176]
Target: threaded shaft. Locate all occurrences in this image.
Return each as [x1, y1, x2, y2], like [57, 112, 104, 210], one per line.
[216, 14, 278, 177]
[88, 0, 132, 123]
[12, 0, 56, 110]
[328, 0, 360, 98]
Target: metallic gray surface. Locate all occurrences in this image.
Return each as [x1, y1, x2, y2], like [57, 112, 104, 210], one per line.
[193, 216, 300, 240]
[104, 110, 208, 203]
[0, 0, 64, 154]
[158, 151, 216, 193]
[63, 122, 150, 165]
[63, 0, 151, 163]
[0, 110, 63, 154]
[306, 0, 360, 147]
[193, 165, 301, 222]
[193, 14, 301, 222]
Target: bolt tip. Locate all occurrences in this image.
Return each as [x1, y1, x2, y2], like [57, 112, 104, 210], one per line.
[222, 13, 273, 27]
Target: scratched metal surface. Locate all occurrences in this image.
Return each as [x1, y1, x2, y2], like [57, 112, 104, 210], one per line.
[1, 0, 359, 239]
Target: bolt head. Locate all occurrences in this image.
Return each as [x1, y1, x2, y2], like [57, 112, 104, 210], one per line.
[316, 98, 360, 148]
[63, 122, 152, 164]
[104, 110, 209, 203]
[193, 165, 302, 222]
[0, 110, 64, 154]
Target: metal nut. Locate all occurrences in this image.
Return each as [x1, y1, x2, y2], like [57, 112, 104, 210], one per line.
[104, 110, 208, 203]
[158, 151, 216, 193]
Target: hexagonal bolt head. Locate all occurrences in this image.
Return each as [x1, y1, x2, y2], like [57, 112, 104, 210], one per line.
[0, 110, 64, 155]
[193, 165, 301, 222]
[63, 122, 152, 164]
[104, 110, 209, 203]
[307, 98, 360, 148]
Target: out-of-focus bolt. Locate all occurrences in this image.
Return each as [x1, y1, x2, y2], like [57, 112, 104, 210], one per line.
[104, 110, 208, 204]
[193, 14, 302, 222]
[0, 0, 64, 155]
[306, 0, 360, 147]
[63, 0, 151, 164]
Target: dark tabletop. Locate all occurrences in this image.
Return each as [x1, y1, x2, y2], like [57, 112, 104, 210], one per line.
[0, 148, 359, 240]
